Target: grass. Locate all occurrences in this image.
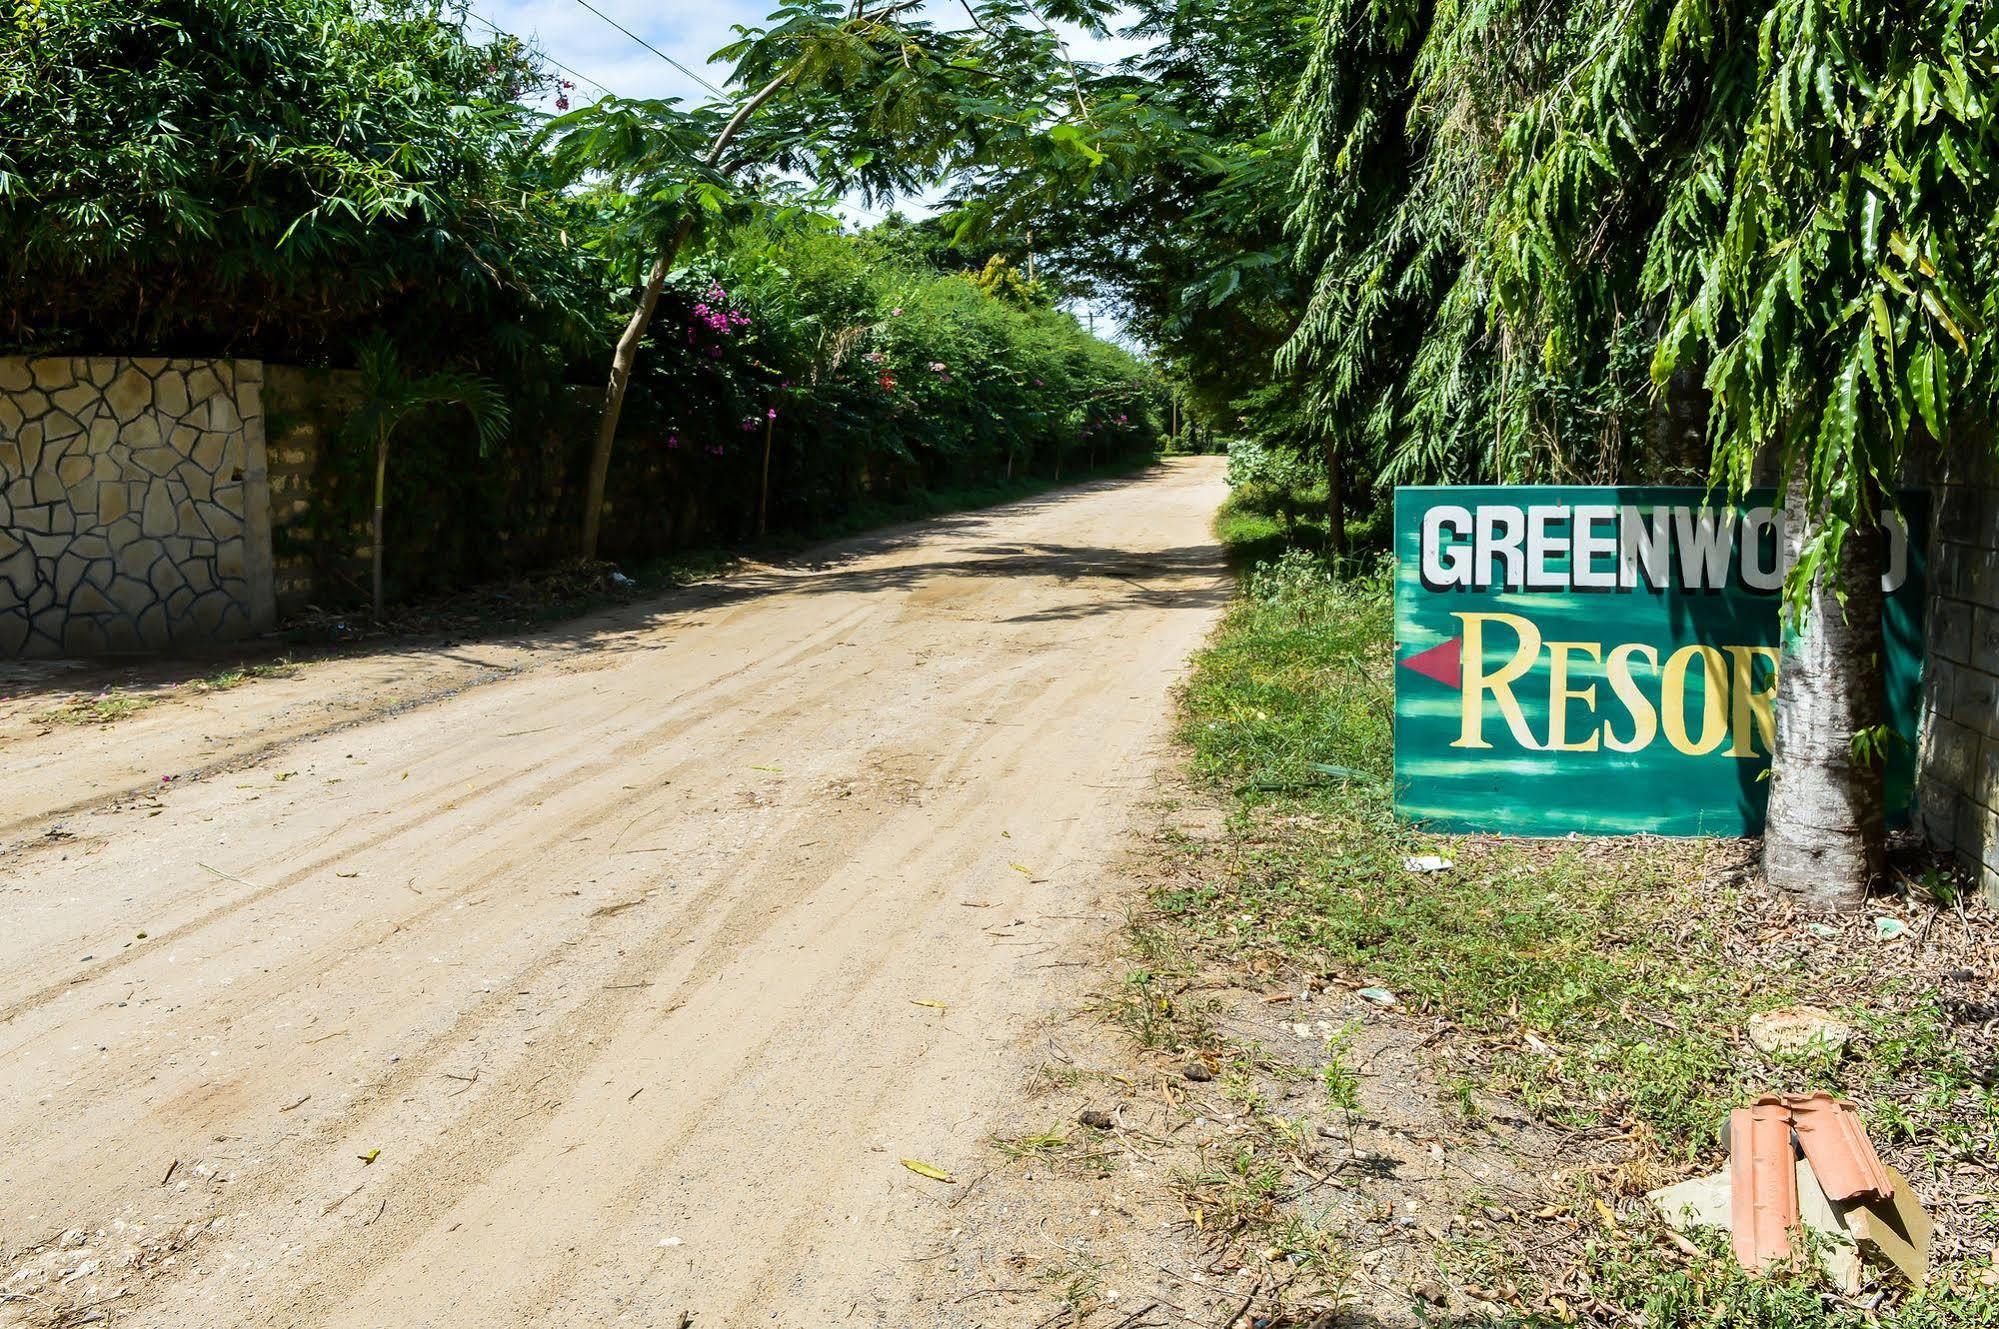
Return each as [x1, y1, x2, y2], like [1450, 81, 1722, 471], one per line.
[186, 658, 304, 691]
[35, 689, 156, 725]
[1129, 480, 1999, 1325]
[29, 659, 305, 729]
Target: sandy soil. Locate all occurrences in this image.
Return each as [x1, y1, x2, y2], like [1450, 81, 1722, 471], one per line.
[0, 458, 1232, 1328]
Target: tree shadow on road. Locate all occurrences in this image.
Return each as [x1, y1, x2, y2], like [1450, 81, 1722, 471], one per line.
[0, 464, 1232, 704]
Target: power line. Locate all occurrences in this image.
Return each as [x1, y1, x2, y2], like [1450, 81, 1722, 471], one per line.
[461, 6, 617, 99]
[567, 0, 728, 97]
[468, 3, 894, 228]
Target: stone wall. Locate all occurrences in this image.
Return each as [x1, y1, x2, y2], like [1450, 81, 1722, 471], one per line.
[1913, 439, 1999, 901]
[0, 357, 275, 656]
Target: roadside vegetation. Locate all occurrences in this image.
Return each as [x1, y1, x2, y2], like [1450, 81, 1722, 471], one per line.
[6, 0, 1991, 892]
[1116, 479, 1999, 1326]
[2, 0, 1164, 607]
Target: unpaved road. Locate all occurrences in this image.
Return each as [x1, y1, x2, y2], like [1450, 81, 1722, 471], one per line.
[0, 458, 1228, 1328]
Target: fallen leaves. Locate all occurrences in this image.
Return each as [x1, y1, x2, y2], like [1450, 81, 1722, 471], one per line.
[900, 1158, 955, 1183]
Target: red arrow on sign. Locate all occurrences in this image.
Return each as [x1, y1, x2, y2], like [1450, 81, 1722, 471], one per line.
[1399, 636, 1462, 689]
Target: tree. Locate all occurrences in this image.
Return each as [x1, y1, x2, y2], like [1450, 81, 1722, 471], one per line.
[341, 335, 508, 618]
[1253, 0, 1999, 902]
[547, 0, 1121, 560]
[1483, 0, 1997, 904]
[0, 0, 597, 364]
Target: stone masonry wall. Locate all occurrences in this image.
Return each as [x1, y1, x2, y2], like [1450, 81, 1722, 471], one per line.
[0, 357, 275, 656]
[1913, 439, 1999, 901]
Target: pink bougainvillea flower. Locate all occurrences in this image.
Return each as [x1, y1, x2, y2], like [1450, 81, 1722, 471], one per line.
[766, 407, 778, 420]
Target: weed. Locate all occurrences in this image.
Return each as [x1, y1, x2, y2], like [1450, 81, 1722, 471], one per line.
[190, 658, 302, 691]
[993, 1129, 1069, 1160]
[36, 689, 154, 725]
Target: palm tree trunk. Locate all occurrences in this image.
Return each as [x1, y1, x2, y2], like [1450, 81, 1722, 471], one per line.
[371, 426, 388, 620]
[1763, 472, 1887, 908]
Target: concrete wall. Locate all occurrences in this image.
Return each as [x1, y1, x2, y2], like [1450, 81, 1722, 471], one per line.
[1913, 440, 1999, 900]
[0, 356, 274, 656]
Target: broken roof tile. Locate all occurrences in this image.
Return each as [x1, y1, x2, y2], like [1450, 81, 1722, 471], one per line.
[1785, 1092, 1893, 1203]
[1729, 1102, 1800, 1274]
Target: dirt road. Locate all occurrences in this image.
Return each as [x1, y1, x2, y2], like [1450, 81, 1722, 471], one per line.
[0, 458, 1229, 1328]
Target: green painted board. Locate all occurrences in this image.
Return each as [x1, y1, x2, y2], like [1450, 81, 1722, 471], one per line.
[1393, 486, 1925, 836]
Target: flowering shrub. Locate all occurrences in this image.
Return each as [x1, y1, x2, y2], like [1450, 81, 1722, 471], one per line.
[606, 227, 1165, 548]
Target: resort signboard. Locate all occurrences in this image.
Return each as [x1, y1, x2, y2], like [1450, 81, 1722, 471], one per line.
[1392, 487, 1925, 836]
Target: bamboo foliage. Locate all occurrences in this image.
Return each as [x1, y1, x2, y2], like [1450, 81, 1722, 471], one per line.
[1281, 0, 1998, 533]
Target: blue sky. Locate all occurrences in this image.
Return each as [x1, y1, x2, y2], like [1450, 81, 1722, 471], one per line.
[473, 1, 1145, 121]
[470, 1, 1148, 340]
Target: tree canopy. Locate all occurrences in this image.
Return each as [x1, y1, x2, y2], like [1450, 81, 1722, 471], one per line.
[0, 0, 596, 361]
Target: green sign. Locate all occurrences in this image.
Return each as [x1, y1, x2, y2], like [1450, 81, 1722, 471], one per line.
[1393, 486, 1925, 836]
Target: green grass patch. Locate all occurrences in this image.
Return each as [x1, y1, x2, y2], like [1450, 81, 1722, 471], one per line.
[34, 688, 155, 726]
[189, 658, 305, 692]
[1142, 479, 1999, 1323]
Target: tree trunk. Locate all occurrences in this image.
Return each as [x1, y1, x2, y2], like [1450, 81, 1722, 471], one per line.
[581, 245, 678, 562]
[1763, 473, 1887, 908]
[757, 415, 774, 539]
[577, 65, 796, 561]
[370, 426, 388, 620]
[1324, 433, 1347, 558]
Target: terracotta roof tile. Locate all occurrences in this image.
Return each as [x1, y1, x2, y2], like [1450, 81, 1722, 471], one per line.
[1784, 1092, 1893, 1203]
[1729, 1101, 1800, 1273]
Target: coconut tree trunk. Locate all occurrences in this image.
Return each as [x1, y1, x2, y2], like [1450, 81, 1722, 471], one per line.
[371, 426, 388, 620]
[1763, 473, 1887, 908]
[1324, 432, 1347, 558]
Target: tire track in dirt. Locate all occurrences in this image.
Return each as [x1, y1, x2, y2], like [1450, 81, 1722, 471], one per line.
[0, 459, 1229, 1328]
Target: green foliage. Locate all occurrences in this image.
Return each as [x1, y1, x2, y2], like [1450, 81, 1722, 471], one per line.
[340, 334, 510, 459]
[613, 223, 1161, 536]
[1, 0, 1162, 604]
[340, 332, 508, 614]
[1223, 438, 1318, 495]
[0, 0, 597, 363]
[1270, 0, 1999, 540]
